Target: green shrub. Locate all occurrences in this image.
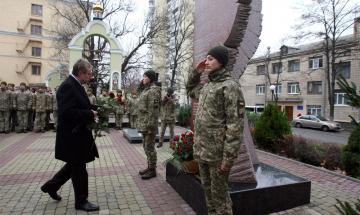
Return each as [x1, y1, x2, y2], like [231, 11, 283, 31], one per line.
[341, 124, 360, 179]
[335, 199, 360, 215]
[246, 112, 261, 128]
[253, 103, 291, 152]
[176, 105, 192, 127]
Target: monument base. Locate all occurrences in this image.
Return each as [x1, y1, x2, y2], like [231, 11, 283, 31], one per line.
[166, 161, 311, 215]
[123, 128, 171, 144]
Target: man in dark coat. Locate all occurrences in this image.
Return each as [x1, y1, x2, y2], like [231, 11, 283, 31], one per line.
[40, 59, 99, 212]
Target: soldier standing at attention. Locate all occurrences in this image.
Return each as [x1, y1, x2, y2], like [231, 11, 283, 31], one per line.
[127, 93, 138, 128]
[7, 83, 17, 132]
[186, 45, 245, 215]
[0, 82, 11, 134]
[34, 87, 48, 132]
[28, 88, 36, 131]
[115, 90, 125, 130]
[158, 88, 176, 148]
[137, 70, 161, 180]
[52, 87, 59, 131]
[14, 83, 32, 133]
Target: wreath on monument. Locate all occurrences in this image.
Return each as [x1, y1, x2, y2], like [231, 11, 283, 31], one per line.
[169, 130, 199, 174]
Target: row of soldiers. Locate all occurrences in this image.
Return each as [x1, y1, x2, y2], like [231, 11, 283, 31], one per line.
[0, 81, 58, 133]
[86, 89, 140, 130]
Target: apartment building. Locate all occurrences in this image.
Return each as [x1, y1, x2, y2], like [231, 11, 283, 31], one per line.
[240, 18, 360, 122]
[0, 0, 75, 89]
[150, 0, 194, 105]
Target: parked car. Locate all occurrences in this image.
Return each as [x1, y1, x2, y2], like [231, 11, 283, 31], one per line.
[292, 115, 342, 132]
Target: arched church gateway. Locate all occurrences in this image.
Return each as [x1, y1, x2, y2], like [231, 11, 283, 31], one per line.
[68, 20, 124, 92]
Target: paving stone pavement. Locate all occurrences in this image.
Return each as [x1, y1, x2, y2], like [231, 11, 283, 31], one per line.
[0, 128, 359, 215]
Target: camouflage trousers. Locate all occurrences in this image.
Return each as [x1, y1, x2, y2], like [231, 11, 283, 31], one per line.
[142, 132, 157, 168]
[16, 110, 28, 131]
[53, 111, 58, 129]
[129, 115, 137, 128]
[34, 112, 46, 131]
[115, 113, 123, 128]
[198, 161, 232, 215]
[9, 109, 17, 131]
[0, 111, 10, 132]
[159, 121, 175, 144]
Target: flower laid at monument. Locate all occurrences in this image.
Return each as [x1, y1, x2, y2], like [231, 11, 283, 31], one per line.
[169, 130, 199, 174]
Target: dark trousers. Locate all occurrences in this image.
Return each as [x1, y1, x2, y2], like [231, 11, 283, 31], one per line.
[42, 163, 88, 205]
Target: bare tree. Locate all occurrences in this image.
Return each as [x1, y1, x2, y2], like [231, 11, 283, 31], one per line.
[166, 1, 194, 89]
[293, 0, 360, 120]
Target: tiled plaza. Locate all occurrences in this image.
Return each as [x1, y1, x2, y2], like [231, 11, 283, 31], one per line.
[0, 128, 359, 215]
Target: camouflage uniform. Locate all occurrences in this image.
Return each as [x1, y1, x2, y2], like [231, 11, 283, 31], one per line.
[45, 91, 53, 130]
[186, 68, 245, 215]
[52, 93, 58, 130]
[27, 90, 36, 131]
[0, 88, 11, 133]
[14, 89, 32, 132]
[127, 96, 138, 128]
[33, 90, 48, 132]
[8, 87, 17, 131]
[115, 96, 125, 129]
[159, 95, 176, 145]
[88, 94, 96, 105]
[137, 83, 161, 170]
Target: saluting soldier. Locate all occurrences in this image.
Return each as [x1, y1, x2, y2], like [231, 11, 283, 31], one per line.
[0, 81, 11, 133]
[186, 46, 245, 215]
[14, 82, 32, 133]
[158, 87, 176, 148]
[34, 87, 48, 132]
[137, 70, 161, 180]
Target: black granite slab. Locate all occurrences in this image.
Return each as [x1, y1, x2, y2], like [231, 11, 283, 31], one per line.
[166, 162, 311, 215]
[122, 128, 171, 144]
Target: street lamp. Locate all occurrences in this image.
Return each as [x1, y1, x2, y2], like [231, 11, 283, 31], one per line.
[270, 84, 276, 101]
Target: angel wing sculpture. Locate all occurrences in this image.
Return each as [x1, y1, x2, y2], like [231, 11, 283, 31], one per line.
[192, 0, 263, 183]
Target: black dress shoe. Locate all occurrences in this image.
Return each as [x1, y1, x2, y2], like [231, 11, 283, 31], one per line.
[40, 186, 62, 201]
[75, 201, 100, 212]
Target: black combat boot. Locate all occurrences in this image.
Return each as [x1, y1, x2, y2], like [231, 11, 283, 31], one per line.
[141, 168, 156, 180]
[139, 167, 149, 176]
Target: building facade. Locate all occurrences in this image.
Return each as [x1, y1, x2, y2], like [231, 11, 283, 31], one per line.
[150, 0, 194, 105]
[240, 18, 360, 122]
[0, 0, 75, 89]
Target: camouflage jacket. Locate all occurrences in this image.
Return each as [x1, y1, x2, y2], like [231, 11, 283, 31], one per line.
[137, 83, 161, 133]
[186, 68, 245, 167]
[0, 90, 11, 111]
[115, 97, 125, 114]
[33, 93, 48, 113]
[88, 95, 96, 105]
[127, 97, 138, 116]
[14, 91, 32, 111]
[46, 93, 53, 111]
[161, 96, 176, 123]
[52, 94, 58, 111]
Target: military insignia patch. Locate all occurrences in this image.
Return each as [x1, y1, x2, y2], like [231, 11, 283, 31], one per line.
[237, 101, 245, 117]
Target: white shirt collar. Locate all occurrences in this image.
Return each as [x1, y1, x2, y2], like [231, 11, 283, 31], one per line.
[70, 73, 82, 85]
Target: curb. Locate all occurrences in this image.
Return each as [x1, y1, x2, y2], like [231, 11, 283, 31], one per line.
[256, 149, 360, 184]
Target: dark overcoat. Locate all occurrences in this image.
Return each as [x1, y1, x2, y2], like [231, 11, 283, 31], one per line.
[55, 76, 99, 163]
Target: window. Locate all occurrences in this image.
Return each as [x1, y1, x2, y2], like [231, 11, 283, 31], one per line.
[31, 65, 41, 75]
[307, 105, 322, 116]
[256, 65, 265, 75]
[31, 25, 42, 35]
[274, 84, 282, 95]
[31, 4, 43, 16]
[334, 92, 350, 106]
[309, 57, 323, 69]
[307, 81, 322, 94]
[272, 62, 282, 74]
[288, 82, 300, 94]
[31, 47, 41, 57]
[288, 59, 300, 72]
[256, 84, 265, 95]
[336, 62, 351, 79]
